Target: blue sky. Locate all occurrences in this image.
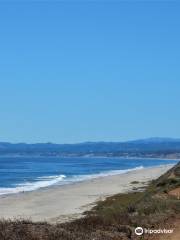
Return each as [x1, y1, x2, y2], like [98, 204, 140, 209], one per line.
[0, 1, 180, 143]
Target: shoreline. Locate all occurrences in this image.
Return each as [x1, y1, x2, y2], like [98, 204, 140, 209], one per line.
[0, 164, 174, 223]
[0, 163, 176, 197]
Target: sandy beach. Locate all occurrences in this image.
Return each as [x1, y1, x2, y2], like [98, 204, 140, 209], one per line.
[0, 164, 173, 223]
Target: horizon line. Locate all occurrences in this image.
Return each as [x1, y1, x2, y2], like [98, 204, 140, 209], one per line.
[0, 137, 180, 145]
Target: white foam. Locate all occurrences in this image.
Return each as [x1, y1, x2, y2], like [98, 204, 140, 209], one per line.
[0, 166, 144, 195]
[0, 175, 66, 195]
[66, 166, 144, 182]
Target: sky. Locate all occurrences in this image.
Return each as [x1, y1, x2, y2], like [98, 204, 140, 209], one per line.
[0, 1, 180, 143]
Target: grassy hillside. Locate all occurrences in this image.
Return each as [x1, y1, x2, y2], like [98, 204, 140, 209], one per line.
[0, 162, 180, 240]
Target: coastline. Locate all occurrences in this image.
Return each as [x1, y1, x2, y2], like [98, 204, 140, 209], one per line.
[0, 164, 174, 223]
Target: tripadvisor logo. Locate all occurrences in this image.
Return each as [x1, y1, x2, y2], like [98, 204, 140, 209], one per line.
[135, 227, 143, 236]
[135, 227, 173, 236]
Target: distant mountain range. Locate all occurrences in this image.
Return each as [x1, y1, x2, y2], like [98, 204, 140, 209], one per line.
[0, 138, 180, 159]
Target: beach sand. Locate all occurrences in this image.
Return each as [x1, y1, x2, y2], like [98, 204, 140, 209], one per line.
[0, 164, 173, 223]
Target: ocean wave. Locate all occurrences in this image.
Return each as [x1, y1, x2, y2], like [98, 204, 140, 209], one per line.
[65, 166, 144, 182]
[0, 175, 66, 195]
[0, 166, 144, 195]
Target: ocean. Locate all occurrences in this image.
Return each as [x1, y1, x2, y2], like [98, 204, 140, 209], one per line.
[0, 157, 178, 195]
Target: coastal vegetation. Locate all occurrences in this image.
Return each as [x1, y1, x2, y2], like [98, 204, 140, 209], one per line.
[0, 162, 180, 239]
